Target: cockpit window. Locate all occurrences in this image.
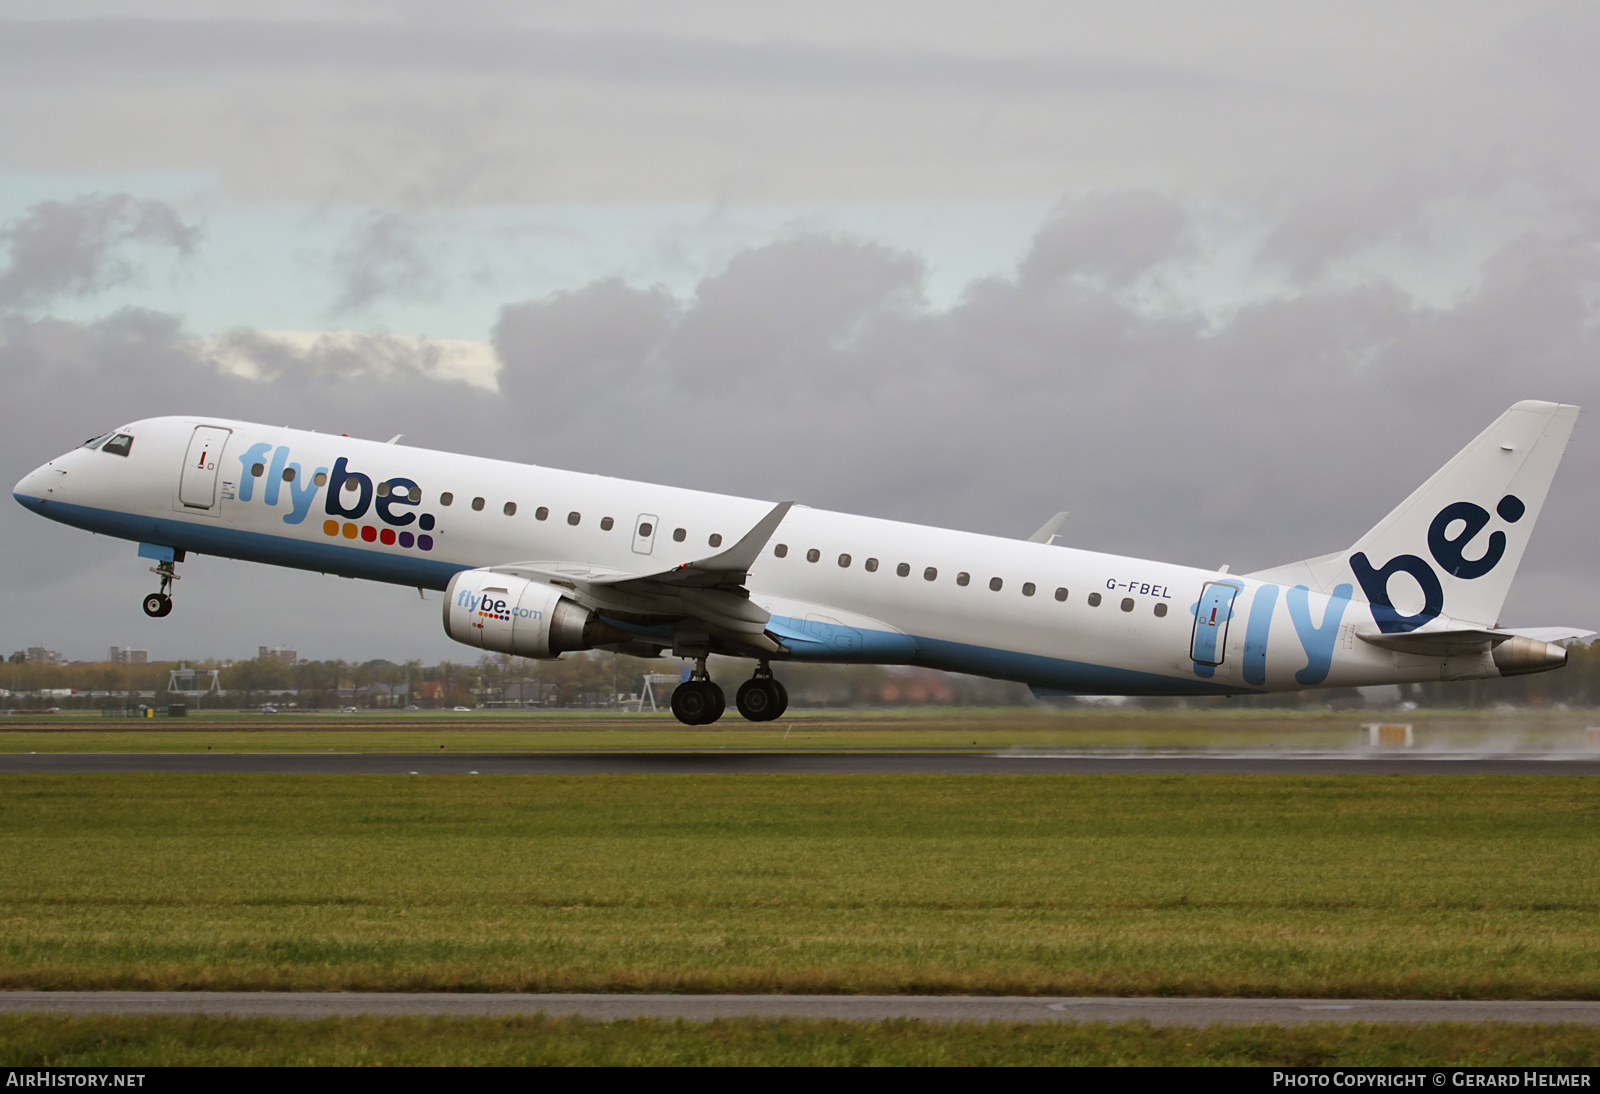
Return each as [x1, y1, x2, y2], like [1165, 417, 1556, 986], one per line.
[81, 433, 112, 450]
[100, 434, 134, 457]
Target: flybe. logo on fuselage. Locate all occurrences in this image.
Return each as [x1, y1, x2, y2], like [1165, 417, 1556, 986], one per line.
[235, 443, 439, 552]
[1350, 495, 1524, 634]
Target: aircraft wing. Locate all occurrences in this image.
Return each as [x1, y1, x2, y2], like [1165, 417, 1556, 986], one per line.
[475, 501, 794, 654]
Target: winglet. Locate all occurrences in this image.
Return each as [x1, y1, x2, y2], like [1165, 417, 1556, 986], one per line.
[1027, 511, 1069, 544]
[688, 501, 793, 575]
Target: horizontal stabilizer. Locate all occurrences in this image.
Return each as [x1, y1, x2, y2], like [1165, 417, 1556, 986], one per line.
[1355, 624, 1582, 676]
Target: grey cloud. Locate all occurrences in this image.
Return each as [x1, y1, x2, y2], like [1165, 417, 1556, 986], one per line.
[486, 201, 1600, 615]
[0, 194, 200, 310]
[497, 278, 677, 400]
[1020, 192, 1194, 288]
[330, 211, 435, 313]
[0, 19, 1231, 96]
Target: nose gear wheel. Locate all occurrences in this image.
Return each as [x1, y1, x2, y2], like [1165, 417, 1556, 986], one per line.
[142, 558, 179, 617]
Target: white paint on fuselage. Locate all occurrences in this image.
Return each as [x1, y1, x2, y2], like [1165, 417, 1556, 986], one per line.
[15, 415, 1473, 694]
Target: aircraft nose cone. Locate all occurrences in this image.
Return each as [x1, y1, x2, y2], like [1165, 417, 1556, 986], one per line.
[13, 463, 54, 505]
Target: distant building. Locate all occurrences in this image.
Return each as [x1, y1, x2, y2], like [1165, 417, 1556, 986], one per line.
[25, 647, 63, 664]
[258, 646, 298, 667]
[109, 646, 149, 665]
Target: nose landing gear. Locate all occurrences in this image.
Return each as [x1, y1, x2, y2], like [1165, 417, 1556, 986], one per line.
[669, 657, 726, 725]
[735, 663, 788, 722]
[142, 558, 179, 618]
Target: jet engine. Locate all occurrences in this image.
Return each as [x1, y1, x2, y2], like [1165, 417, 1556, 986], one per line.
[443, 569, 613, 659]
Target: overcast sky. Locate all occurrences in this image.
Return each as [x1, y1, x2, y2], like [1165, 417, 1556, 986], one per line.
[3, 2, 1598, 663]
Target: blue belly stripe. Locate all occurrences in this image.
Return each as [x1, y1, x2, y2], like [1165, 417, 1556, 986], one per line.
[13, 495, 465, 589]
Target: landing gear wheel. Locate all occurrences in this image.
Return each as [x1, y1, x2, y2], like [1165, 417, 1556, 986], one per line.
[670, 680, 725, 725]
[736, 678, 784, 722]
[769, 678, 788, 720]
[143, 554, 181, 618]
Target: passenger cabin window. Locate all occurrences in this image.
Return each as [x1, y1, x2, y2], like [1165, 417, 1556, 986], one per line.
[673, 528, 686, 542]
[865, 558, 879, 572]
[806, 548, 820, 562]
[250, 463, 265, 477]
[471, 497, 485, 511]
[439, 492, 453, 506]
[408, 486, 421, 503]
[1088, 592, 1102, 607]
[1022, 582, 1036, 597]
[282, 468, 296, 482]
[536, 507, 549, 521]
[838, 553, 851, 568]
[639, 522, 653, 537]
[504, 502, 517, 516]
[709, 533, 722, 547]
[924, 567, 938, 581]
[989, 577, 1003, 592]
[1054, 587, 1069, 602]
[1121, 597, 1135, 612]
[377, 480, 390, 496]
[101, 434, 133, 457]
[344, 478, 359, 493]
[1154, 603, 1168, 617]
[956, 572, 970, 586]
[600, 517, 614, 531]
[315, 472, 328, 487]
[567, 511, 581, 525]
[774, 543, 788, 558]
[896, 563, 910, 577]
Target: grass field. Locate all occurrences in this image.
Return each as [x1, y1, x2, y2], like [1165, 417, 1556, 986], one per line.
[5, 1014, 1600, 1066]
[2, 706, 1596, 752]
[2, 773, 1598, 998]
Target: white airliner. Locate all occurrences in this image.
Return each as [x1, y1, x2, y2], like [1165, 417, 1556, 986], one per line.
[12, 400, 1592, 724]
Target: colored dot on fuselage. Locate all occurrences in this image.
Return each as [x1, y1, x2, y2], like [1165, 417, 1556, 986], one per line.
[361, 526, 377, 542]
[418, 534, 434, 551]
[342, 523, 358, 539]
[380, 528, 396, 545]
[398, 531, 415, 548]
[323, 520, 339, 536]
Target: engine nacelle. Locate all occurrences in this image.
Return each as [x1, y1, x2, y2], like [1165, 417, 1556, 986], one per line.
[443, 569, 597, 660]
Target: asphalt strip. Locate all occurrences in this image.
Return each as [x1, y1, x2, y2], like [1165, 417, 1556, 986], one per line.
[3, 752, 1600, 775]
[2, 993, 1599, 1025]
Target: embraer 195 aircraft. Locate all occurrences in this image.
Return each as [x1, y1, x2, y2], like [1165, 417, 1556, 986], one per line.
[12, 401, 1592, 724]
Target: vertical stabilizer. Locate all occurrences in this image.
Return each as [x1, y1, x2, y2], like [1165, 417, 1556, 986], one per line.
[1249, 401, 1579, 630]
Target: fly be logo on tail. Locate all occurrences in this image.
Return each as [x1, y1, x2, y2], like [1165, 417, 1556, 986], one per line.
[1350, 494, 1525, 635]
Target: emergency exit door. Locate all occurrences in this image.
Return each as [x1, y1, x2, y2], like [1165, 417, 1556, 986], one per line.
[632, 513, 659, 555]
[1190, 581, 1240, 667]
[178, 426, 232, 509]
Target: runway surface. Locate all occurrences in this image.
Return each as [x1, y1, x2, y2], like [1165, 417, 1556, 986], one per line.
[3, 751, 1600, 774]
[3, 992, 1599, 1026]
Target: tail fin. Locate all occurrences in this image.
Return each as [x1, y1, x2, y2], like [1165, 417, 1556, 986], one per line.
[1249, 400, 1579, 630]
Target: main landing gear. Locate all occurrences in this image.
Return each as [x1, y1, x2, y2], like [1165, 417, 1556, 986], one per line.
[669, 660, 790, 726]
[142, 558, 179, 618]
[670, 657, 725, 726]
[735, 663, 788, 723]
